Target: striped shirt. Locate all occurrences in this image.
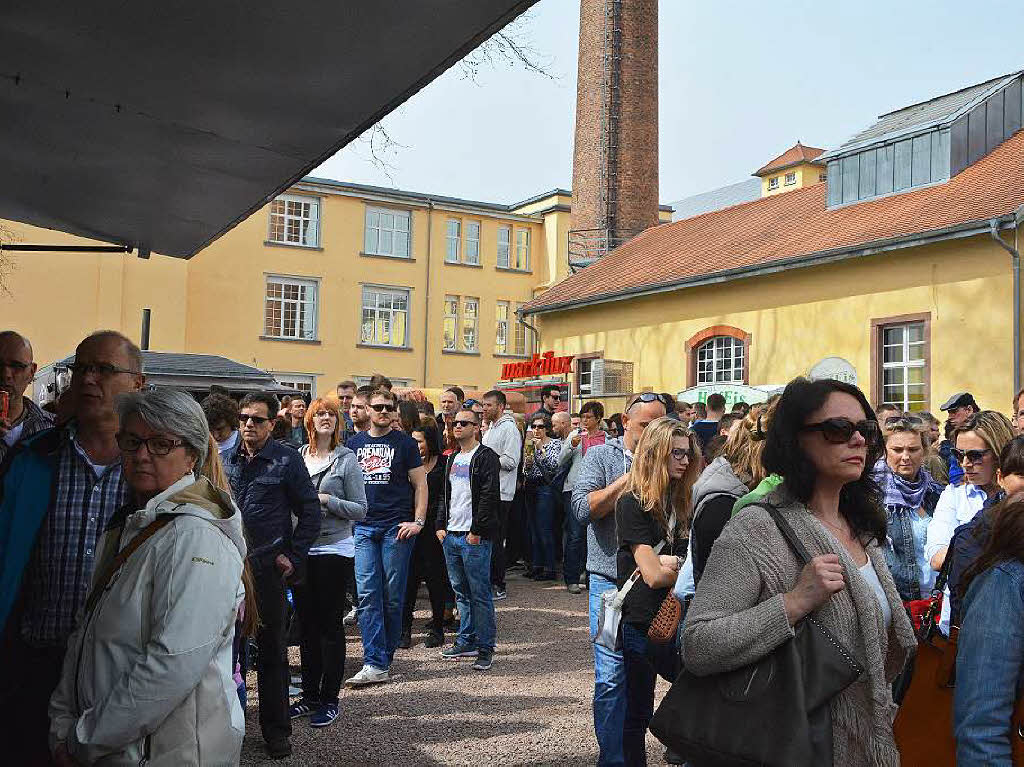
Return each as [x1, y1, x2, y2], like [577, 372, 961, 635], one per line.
[21, 428, 127, 646]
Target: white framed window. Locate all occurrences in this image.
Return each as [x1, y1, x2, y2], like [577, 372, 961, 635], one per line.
[513, 228, 531, 271]
[265, 276, 318, 340]
[465, 221, 481, 265]
[269, 194, 319, 247]
[880, 322, 927, 411]
[364, 207, 411, 258]
[497, 226, 511, 268]
[513, 302, 532, 355]
[360, 285, 410, 347]
[577, 358, 595, 396]
[768, 176, 780, 190]
[696, 336, 744, 384]
[274, 373, 316, 398]
[819, 172, 828, 182]
[445, 219, 461, 263]
[495, 301, 509, 354]
[784, 172, 797, 186]
[463, 297, 479, 351]
[443, 295, 459, 350]
[354, 375, 412, 388]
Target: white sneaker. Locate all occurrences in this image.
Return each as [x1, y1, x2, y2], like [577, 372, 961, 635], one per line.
[345, 664, 390, 687]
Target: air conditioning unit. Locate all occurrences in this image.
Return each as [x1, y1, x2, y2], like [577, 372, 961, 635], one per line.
[589, 359, 634, 397]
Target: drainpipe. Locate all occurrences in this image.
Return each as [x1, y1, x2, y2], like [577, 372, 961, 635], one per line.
[517, 309, 541, 352]
[990, 218, 1021, 394]
[422, 199, 434, 388]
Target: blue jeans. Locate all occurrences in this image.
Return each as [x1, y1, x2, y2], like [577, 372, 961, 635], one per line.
[621, 622, 682, 767]
[353, 523, 414, 670]
[442, 534, 496, 651]
[529, 483, 557, 573]
[589, 573, 626, 767]
[563, 490, 586, 586]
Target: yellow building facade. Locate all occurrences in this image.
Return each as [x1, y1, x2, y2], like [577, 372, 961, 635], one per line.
[0, 179, 670, 399]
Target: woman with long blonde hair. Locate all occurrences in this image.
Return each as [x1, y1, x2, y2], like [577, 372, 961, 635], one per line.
[615, 416, 702, 767]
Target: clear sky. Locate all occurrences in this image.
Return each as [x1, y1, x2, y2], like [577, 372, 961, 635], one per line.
[314, 0, 1024, 206]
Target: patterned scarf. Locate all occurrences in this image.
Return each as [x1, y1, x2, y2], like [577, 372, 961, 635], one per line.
[880, 464, 939, 510]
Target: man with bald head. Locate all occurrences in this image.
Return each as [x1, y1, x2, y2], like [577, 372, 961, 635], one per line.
[0, 330, 145, 763]
[0, 331, 53, 464]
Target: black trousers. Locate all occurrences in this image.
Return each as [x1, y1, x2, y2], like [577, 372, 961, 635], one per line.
[252, 561, 291, 744]
[292, 554, 353, 705]
[402, 527, 452, 633]
[490, 500, 513, 589]
[1, 634, 65, 766]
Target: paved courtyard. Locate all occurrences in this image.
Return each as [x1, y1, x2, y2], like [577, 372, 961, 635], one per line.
[240, 572, 672, 766]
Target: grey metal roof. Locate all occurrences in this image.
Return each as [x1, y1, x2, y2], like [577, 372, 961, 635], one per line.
[822, 71, 1022, 160]
[54, 351, 276, 380]
[669, 179, 762, 222]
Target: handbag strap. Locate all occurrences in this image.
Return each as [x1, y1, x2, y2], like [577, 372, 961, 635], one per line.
[917, 548, 956, 640]
[762, 503, 813, 567]
[84, 516, 176, 615]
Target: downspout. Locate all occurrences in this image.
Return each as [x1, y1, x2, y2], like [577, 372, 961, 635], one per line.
[517, 309, 541, 352]
[423, 199, 433, 388]
[990, 218, 1021, 394]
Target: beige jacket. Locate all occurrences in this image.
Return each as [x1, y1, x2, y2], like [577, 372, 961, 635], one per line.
[50, 475, 246, 766]
[682, 485, 916, 767]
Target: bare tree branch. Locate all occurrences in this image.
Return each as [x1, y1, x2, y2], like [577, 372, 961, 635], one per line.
[0, 223, 16, 295]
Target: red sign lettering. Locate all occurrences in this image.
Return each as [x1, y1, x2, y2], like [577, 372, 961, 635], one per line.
[500, 351, 575, 381]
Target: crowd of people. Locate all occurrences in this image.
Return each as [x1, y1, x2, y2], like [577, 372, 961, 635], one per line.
[1, 327, 1023, 765]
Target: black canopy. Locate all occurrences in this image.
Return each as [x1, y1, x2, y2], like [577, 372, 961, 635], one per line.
[1, 0, 537, 257]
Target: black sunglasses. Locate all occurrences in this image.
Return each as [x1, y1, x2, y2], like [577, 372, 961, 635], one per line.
[453, 419, 478, 428]
[952, 447, 991, 463]
[371, 403, 397, 413]
[884, 414, 924, 428]
[801, 417, 880, 444]
[626, 392, 662, 410]
[239, 413, 271, 425]
[547, 393, 561, 401]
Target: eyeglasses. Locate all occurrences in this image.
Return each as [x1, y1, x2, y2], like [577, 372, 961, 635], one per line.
[69, 362, 140, 378]
[530, 423, 546, 430]
[547, 393, 561, 401]
[239, 413, 271, 425]
[453, 419, 478, 428]
[116, 433, 184, 456]
[313, 411, 336, 419]
[801, 418, 880, 444]
[670, 448, 692, 461]
[952, 447, 992, 463]
[371, 403, 397, 413]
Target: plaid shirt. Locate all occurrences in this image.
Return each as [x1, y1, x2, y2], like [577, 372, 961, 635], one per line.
[0, 396, 54, 465]
[21, 428, 127, 646]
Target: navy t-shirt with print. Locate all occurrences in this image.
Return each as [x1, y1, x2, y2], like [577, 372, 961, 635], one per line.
[349, 429, 423, 527]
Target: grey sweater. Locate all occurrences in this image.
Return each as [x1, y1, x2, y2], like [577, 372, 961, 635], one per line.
[571, 437, 629, 581]
[300, 444, 368, 547]
[682, 485, 917, 767]
[558, 434, 584, 491]
[482, 413, 522, 501]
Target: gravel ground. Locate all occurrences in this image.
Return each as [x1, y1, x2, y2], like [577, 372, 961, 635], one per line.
[240, 571, 672, 766]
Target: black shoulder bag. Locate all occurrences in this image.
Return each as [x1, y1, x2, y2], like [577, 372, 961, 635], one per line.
[649, 504, 864, 767]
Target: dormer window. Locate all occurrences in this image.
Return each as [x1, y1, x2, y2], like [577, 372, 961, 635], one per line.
[784, 172, 796, 186]
[768, 177, 779, 190]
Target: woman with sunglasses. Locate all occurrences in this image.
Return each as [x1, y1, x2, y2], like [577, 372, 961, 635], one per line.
[523, 412, 563, 580]
[924, 410, 1015, 633]
[616, 417, 700, 766]
[684, 378, 916, 767]
[874, 414, 943, 627]
[289, 397, 367, 727]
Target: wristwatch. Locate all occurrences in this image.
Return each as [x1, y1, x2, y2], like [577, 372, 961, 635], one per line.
[413, 519, 426, 527]
[675, 556, 684, 571]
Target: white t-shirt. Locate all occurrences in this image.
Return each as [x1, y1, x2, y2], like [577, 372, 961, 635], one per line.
[2, 421, 25, 447]
[859, 559, 892, 630]
[447, 445, 479, 532]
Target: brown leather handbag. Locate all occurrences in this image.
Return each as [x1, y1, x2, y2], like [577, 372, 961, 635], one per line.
[647, 592, 681, 643]
[893, 561, 1024, 764]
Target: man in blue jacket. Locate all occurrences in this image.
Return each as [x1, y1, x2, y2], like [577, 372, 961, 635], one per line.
[224, 392, 319, 760]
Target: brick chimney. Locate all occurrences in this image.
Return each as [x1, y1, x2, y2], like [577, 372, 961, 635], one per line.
[570, 0, 659, 267]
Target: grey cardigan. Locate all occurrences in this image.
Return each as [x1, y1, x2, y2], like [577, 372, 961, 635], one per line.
[300, 444, 367, 547]
[571, 437, 629, 581]
[682, 486, 916, 767]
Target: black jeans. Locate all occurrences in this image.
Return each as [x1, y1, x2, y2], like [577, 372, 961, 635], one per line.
[403, 525, 452, 633]
[252, 561, 291, 744]
[490, 500, 513, 589]
[621, 622, 682, 767]
[1, 634, 65, 765]
[292, 554, 352, 704]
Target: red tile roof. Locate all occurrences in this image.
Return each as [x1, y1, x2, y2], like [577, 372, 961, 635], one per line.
[525, 130, 1024, 315]
[754, 142, 825, 176]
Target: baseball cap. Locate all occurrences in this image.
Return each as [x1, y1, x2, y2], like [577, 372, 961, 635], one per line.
[939, 392, 978, 412]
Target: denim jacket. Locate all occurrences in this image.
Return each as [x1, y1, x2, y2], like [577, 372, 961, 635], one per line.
[883, 489, 941, 601]
[954, 559, 1024, 765]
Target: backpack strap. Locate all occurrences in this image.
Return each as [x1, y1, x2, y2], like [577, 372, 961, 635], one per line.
[84, 515, 176, 615]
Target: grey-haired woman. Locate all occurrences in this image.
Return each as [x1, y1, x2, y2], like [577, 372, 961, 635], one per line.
[50, 389, 246, 766]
